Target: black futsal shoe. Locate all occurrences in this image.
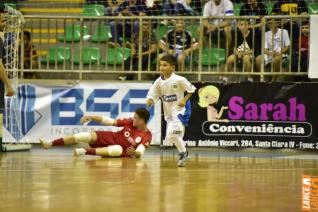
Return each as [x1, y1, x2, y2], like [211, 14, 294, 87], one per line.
[178, 151, 189, 167]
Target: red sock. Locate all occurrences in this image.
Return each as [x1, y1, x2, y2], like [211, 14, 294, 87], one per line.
[52, 138, 64, 146]
[85, 148, 96, 155]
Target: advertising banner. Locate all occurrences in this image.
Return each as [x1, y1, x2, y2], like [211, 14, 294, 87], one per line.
[3, 82, 161, 145]
[163, 83, 318, 150]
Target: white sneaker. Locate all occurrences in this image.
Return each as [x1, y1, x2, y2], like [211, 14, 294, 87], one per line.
[39, 139, 52, 149]
[73, 148, 86, 157]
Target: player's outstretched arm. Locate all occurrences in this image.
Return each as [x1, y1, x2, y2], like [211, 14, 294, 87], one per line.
[80, 115, 116, 126]
[126, 145, 146, 158]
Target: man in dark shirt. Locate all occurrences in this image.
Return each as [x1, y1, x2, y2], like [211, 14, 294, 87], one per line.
[0, 7, 14, 116]
[123, 21, 157, 75]
[240, 0, 267, 27]
[109, 0, 149, 45]
[240, 0, 267, 16]
[159, 20, 199, 71]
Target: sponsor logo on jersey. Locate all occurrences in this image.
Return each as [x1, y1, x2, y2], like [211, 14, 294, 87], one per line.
[135, 137, 142, 143]
[162, 95, 177, 102]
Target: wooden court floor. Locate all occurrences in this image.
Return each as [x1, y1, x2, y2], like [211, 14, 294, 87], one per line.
[1, 146, 318, 212]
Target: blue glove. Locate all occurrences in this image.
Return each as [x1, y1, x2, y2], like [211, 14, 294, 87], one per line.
[178, 100, 192, 127]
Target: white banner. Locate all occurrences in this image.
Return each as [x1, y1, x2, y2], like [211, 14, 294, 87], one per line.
[309, 15, 318, 78]
[3, 82, 161, 145]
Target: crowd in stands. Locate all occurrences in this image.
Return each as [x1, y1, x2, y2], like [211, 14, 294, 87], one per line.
[22, 0, 310, 81]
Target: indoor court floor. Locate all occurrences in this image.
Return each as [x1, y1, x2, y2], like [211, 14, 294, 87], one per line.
[1, 146, 318, 212]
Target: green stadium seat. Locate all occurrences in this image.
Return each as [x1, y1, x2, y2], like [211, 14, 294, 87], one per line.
[73, 47, 101, 65]
[91, 25, 112, 42]
[101, 47, 131, 65]
[155, 25, 173, 40]
[234, 3, 242, 16]
[266, 2, 274, 15]
[308, 3, 318, 15]
[41, 47, 71, 64]
[199, 48, 226, 66]
[4, 3, 16, 9]
[186, 25, 199, 39]
[58, 24, 90, 42]
[82, 4, 105, 16]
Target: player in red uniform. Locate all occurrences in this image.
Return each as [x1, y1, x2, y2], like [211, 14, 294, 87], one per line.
[39, 108, 152, 158]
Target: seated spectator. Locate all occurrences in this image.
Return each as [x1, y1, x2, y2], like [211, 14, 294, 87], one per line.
[292, 21, 309, 72]
[175, 0, 198, 16]
[122, 21, 157, 80]
[159, 20, 199, 72]
[272, 0, 308, 57]
[256, 19, 290, 82]
[104, 0, 125, 16]
[109, 0, 149, 45]
[19, 31, 38, 78]
[226, 20, 258, 82]
[163, 0, 176, 17]
[145, 0, 161, 16]
[239, 0, 267, 28]
[203, 0, 234, 55]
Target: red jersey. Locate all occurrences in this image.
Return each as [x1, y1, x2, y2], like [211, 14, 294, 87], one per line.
[94, 118, 152, 157]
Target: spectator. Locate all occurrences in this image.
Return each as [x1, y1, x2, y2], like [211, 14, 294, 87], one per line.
[272, 0, 308, 61]
[21, 31, 38, 69]
[175, 0, 198, 16]
[109, 0, 149, 45]
[145, 0, 161, 16]
[122, 21, 157, 80]
[256, 19, 290, 82]
[239, 0, 267, 28]
[104, 0, 125, 16]
[163, 0, 176, 17]
[292, 21, 309, 72]
[226, 19, 258, 82]
[203, 0, 234, 55]
[159, 20, 199, 72]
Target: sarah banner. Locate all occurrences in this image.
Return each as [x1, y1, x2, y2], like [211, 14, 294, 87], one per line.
[162, 83, 318, 150]
[2, 82, 161, 144]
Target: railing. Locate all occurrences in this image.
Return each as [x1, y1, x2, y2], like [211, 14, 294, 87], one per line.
[20, 15, 310, 81]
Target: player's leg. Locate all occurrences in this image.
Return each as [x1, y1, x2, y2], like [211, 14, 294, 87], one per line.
[73, 145, 123, 157]
[40, 132, 97, 149]
[166, 121, 189, 167]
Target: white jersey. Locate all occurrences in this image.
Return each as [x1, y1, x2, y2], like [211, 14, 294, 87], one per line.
[147, 73, 196, 122]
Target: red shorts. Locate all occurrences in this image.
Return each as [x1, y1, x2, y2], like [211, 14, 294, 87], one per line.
[90, 131, 117, 148]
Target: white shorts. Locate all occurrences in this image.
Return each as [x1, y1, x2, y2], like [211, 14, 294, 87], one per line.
[165, 120, 185, 144]
[264, 55, 288, 66]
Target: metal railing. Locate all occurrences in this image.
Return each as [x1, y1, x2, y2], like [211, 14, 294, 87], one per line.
[19, 15, 310, 81]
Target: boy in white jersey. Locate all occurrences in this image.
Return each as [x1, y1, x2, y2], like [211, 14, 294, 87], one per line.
[146, 54, 196, 167]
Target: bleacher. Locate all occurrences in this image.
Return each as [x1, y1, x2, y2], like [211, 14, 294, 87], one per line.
[2, 0, 318, 81]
